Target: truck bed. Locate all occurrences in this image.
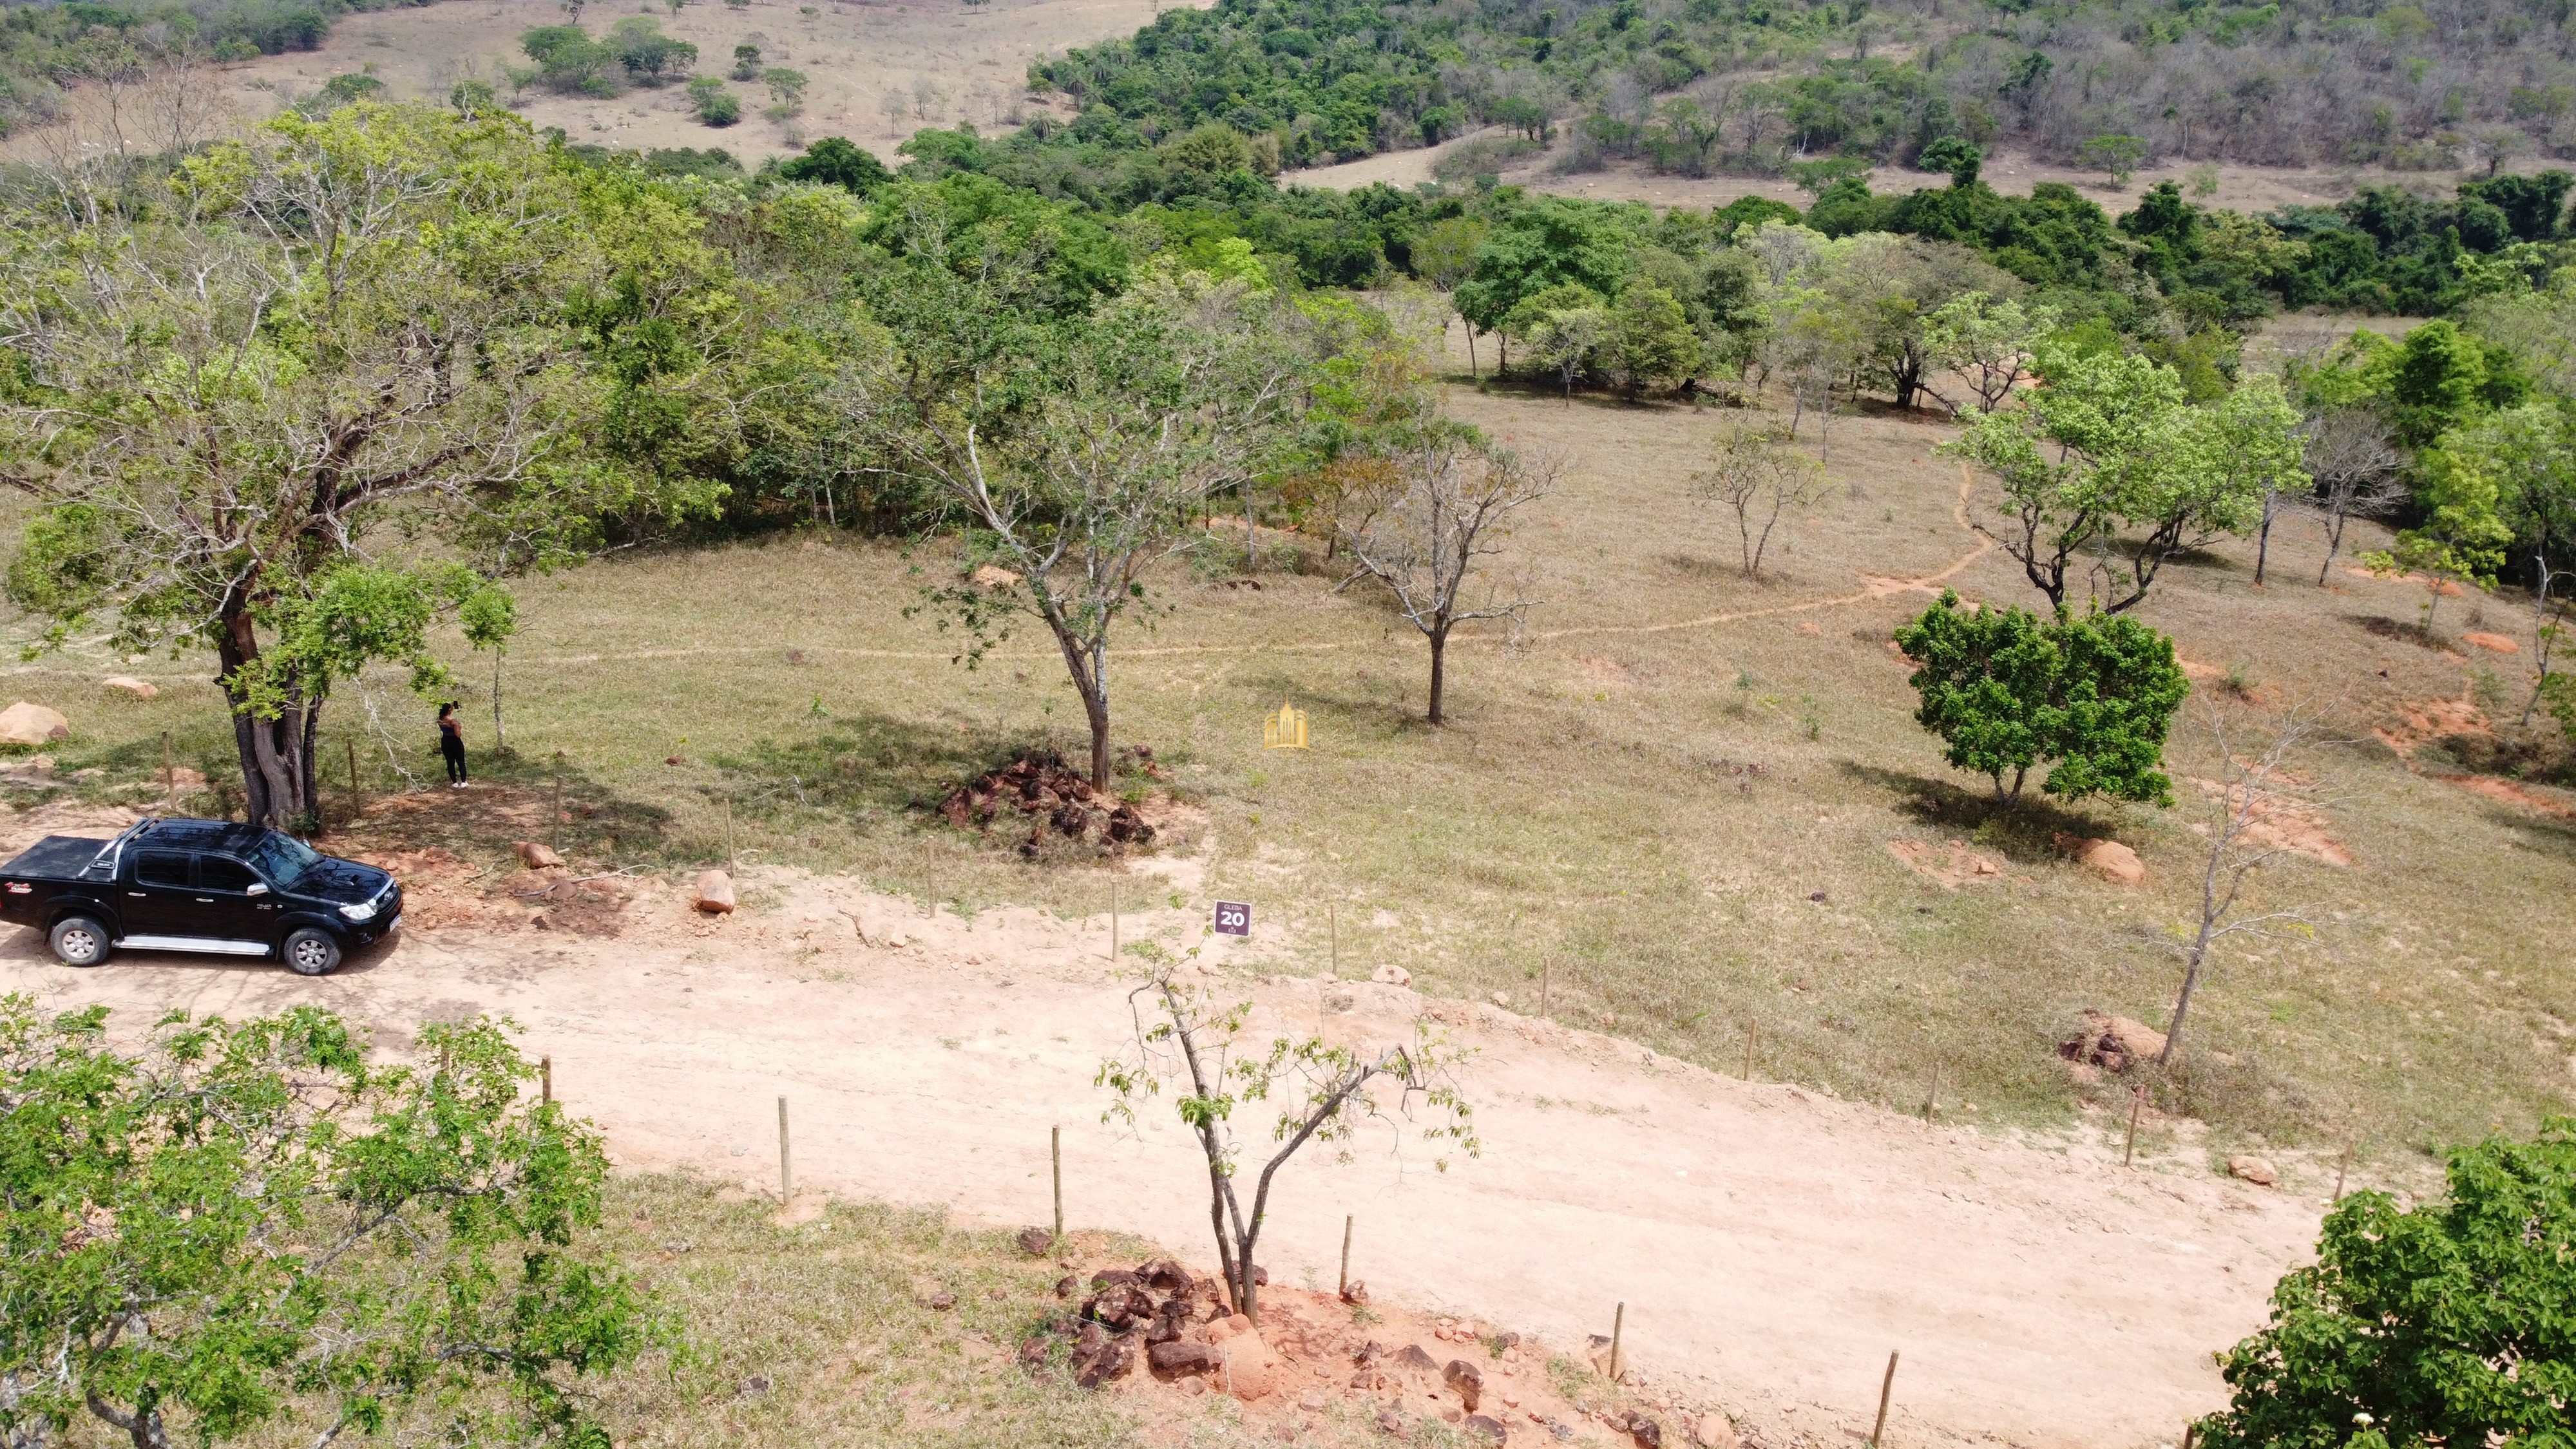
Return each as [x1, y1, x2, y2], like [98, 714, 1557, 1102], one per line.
[3, 834, 117, 881]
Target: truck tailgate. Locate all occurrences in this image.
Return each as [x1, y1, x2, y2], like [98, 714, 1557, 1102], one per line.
[3, 834, 115, 880]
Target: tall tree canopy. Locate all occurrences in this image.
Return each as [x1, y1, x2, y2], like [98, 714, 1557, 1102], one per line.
[0, 105, 718, 827]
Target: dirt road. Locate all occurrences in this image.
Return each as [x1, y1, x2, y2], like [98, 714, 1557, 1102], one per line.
[6, 828, 2318, 1449]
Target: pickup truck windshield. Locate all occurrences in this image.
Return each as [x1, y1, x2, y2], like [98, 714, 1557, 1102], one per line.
[247, 833, 323, 889]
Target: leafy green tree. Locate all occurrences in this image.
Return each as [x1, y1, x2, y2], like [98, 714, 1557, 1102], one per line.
[1527, 305, 1607, 403]
[763, 66, 808, 114]
[0, 106, 700, 829]
[731, 42, 761, 78]
[1920, 290, 2058, 411]
[2378, 318, 2518, 449]
[1943, 348, 2298, 612]
[520, 23, 618, 95]
[2039, 609, 2193, 804]
[2077, 133, 2147, 186]
[775, 135, 891, 194]
[1893, 594, 2058, 800]
[2200, 1117, 2576, 1449]
[1894, 591, 2189, 804]
[0, 998, 651, 1449]
[2363, 437, 2513, 639]
[1453, 198, 1641, 374]
[609, 15, 695, 81]
[1606, 282, 1700, 395]
[687, 75, 739, 124]
[1409, 214, 1491, 372]
[855, 261, 1303, 787]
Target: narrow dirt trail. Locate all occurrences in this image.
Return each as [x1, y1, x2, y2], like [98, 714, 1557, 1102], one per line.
[481, 468, 1998, 672]
[8, 840, 2319, 1449]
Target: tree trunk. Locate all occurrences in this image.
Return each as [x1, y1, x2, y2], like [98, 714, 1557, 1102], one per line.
[216, 606, 321, 831]
[1085, 645, 1111, 791]
[2253, 500, 2275, 585]
[491, 648, 506, 753]
[1465, 323, 1478, 379]
[1426, 626, 1449, 725]
[2159, 942, 2208, 1067]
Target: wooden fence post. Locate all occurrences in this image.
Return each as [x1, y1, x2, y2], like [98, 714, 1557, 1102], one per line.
[1051, 1126, 1064, 1243]
[1871, 1350, 1900, 1446]
[777, 1096, 793, 1203]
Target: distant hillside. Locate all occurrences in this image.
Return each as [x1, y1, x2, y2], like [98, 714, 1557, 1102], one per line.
[0, 0, 434, 137]
[1027, 0, 2576, 176]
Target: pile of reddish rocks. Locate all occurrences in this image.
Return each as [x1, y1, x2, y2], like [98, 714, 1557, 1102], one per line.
[937, 748, 1156, 857]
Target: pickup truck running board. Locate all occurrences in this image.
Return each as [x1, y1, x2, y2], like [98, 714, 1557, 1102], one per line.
[116, 934, 272, 957]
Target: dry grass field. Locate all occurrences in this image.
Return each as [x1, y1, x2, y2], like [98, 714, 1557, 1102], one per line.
[8, 317, 2571, 1184]
[1288, 133, 2562, 219]
[0, 0, 1192, 167]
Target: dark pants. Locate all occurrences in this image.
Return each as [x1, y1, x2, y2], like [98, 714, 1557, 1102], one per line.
[442, 739, 468, 783]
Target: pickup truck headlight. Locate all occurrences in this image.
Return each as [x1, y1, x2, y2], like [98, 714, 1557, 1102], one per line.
[339, 900, 378, 922]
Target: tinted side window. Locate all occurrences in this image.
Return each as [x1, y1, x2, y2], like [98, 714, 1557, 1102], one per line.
[200, 857, 261, 893]
[133, 851, 191, 888]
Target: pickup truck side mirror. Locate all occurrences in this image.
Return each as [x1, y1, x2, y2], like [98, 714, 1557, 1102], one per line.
[245, 882, 269, 896]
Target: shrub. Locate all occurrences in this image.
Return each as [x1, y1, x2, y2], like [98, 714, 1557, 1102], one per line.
[2200, 1118, 2576, 1448]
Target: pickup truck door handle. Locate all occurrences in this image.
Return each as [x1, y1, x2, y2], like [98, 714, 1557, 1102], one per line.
[194, 897, 212, 903]
[128, 891, 146, 897]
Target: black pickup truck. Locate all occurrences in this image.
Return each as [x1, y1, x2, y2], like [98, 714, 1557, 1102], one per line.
[1, 819, 400, 976]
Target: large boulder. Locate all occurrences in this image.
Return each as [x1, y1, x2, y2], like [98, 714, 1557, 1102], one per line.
[2054, 833, 2145, 886]
[693, 869, 736, 914]
[101, 676, 159, 699]
[2228, 1155, 2278, 1186]
[2058, 1009, 2168, 1074]
[0, 703, 70, 748]
[517, 840, 564, 869]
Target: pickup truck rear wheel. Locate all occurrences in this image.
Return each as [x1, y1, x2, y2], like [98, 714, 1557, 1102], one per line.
[283, 928, 341, 977]
[50, 916, 110, 967]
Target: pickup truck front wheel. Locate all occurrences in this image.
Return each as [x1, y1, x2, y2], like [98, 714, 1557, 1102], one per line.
[50, 916, 110, 967]
[283, 928, 342, 978]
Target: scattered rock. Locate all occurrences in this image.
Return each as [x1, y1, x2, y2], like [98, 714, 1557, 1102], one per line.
[100, 676, 159, 699]
[517, 840, 564, 869]
[1023, 1256, 1228, 1393]
[0, 703, 70, 748]
[2058, 1009, 2168, 1075]
[2463, 631, 2520, 653]
[666, 755, 684, 765]
[1396, 1344, 1441, 1374]
[2053, 833, 2145, 886]
[738, 1374, 770, 1396]
[928, 1291, 957, 1310]
[693, 870, 736, 914]
[1444, 1359, 1484, 1412]
[1690, 1412, 1739, 1448]
[1016, 1227, 1054, 1256]
[971, 564, 1025, 589]
[0, 755, 55, 781]
[1373, 1407, 1407, 1436]
[1462, 1414, 1510, 1443]
[2229, 1155, 2278, 1187]
[1339, 1279, 1369, 1305]
[1371, 964, 1412, 987]
[1807, 890, 1827, 902]
[938, 749, 1156, 856]
[1149, 1341, 1221, 1376]
[1629, 1416, 1665, 1448]
[1887, 838, 2008, 889]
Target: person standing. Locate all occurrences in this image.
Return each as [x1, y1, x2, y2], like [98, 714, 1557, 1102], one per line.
[437, 703, 469, 786]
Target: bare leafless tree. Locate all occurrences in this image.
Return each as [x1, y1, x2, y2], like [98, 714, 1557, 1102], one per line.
[2159, 705, 2329, 1068]
[1336, 427, 1558, 725]
[2300, 408, 2405, 586]
[1692, 423, 1827, 580]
